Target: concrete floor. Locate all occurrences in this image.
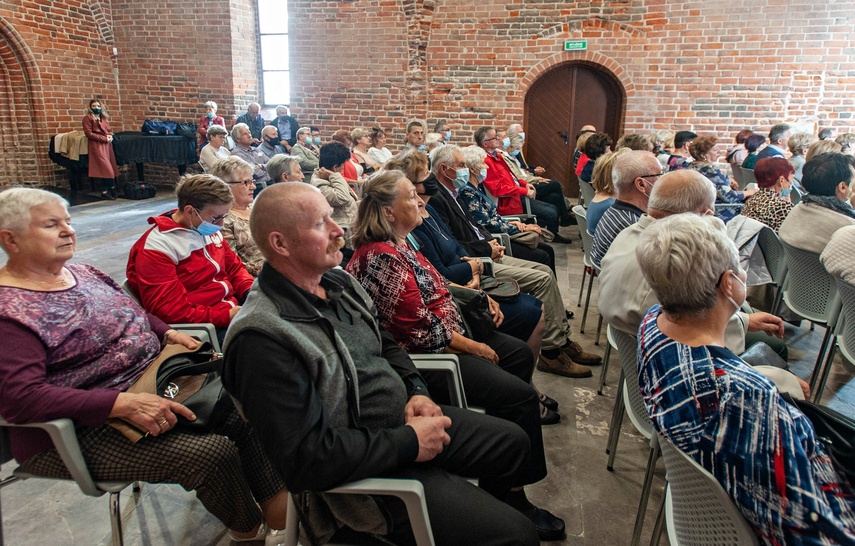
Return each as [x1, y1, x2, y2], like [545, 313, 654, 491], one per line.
[1, 190, 853, 545]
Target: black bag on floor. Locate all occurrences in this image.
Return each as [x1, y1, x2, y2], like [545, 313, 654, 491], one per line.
[124, 180, 157, 200]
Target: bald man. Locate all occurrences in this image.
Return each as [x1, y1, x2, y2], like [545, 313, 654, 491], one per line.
[236, 102, 265, 142]
[222, 183, 544, 546]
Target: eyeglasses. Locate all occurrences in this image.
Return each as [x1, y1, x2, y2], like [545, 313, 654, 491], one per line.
[639, 173, 661, 179]
[485, 137, 501, 142]
[195, 207, 230, 224]
[228, 179, 255, 188]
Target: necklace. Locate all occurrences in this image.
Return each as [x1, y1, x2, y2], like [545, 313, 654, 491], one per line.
[422, 215, 449, 241]
[2, 267, 70, 286]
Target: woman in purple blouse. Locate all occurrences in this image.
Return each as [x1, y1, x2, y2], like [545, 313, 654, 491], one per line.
[0, 188, 288, 542]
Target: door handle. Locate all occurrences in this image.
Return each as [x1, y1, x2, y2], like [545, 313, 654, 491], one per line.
[558, 131, 569, 145]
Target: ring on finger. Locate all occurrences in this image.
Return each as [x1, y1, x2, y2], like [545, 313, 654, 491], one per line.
[159, 419, 169, 428]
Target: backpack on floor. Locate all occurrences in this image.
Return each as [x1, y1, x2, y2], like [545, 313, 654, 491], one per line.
[124, 180, 157, 200]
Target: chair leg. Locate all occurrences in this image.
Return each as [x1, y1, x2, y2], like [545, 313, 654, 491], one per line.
[580, 274, 595, 333]
[109, 491, 124, 546]
[132, 481, 141, 493]
[597, 342, 612, 395]
[595, 314, 604, 346]
[606, 371, 626, 468]
[283, 494, 300, 546]
[577, 267, 587, 307]
[771, 284, 783, 316]
[813, 341, 837, 404]
[630, 444, 661, 546]
[648, 490, 666, 546]
[808, 325, 835, 394]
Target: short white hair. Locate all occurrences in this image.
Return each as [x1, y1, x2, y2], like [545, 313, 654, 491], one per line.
[461, 145, 487, 170]
[204, 101, 218, 112]
[648, 170, 716, 214]
[0, 187, 68, 234]
[508, 123, 523, 135]
[425, 132, 443, 146]
[231, 123, 250, 141]
[612, 150, 659, 196]
[636, 214, 739, 318]
[261, 125, 278, 138]
[431, 144, 462, 176]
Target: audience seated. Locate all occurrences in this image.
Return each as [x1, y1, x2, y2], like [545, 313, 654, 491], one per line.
[756, 123, 791, 161]
[636, 213, 855, 544]
[270, 105, 300, 152]
[505, 135, 574, 228]
[345, 172, 565, 540]
[351, 126, 382, 174]
[230, 123, 272, 193]
[266, 153, 305, 184]
[198, 124, 231, 172]
[665, 130, 697, 171]
[590, 150, 659, 269]
[404, 120, 427, 151]
[368, 126, 394, 166]
[650, 129, 673, 171]
[573, 125, 597, 174]
[687, 135, 756, 223]
[197, 100, 225, 151]
[126, 174, 253, 330]
[778, 152, 855, 254]
[585, 149, 625, 235]
[740, 157, 795, 232]
[331, 129, 363, 183]
[429, 145, 601, 377]
[579, 132, 611, 183]
[787, 132, 817, 184]
[614, 133, 653, 152]
[256, 126, 287, 160]
[290, 127, 320, 178]
[235, 102, 265, 143]
[310, 142, 359, 225]
[222, 181, 543, 546]
[0, 188, 288, 543]
[836, 133, 855, 155]
[741, 133, 767, 169]
[211, 156, 264, 276]
[726, 129, 753, 167]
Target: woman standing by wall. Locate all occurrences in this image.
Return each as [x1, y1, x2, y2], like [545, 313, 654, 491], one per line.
[82, 98, 119, 200]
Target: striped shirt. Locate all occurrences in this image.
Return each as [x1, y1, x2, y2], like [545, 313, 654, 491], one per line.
[638, 306, 855, 545]
[590, 200, 643, 269]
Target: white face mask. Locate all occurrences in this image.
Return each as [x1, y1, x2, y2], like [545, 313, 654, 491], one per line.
[723, 270, 746, 313]
[477, 168, 488, 183]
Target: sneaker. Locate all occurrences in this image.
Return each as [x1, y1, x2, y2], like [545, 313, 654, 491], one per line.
[265, 526, 288, 546]
[229, 522, 267, 542]
[537, 352, 592, 378]
[563, 340, 603, 366]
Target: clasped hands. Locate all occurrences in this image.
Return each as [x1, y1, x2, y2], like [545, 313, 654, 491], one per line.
[405, 395, 451, 462]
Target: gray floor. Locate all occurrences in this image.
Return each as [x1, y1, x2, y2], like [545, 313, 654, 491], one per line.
[1, 191, 853, 545]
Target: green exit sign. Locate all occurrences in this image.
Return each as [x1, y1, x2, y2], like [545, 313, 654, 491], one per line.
[564, 40, 588, 51]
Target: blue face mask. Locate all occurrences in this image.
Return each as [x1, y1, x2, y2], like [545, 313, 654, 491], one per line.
[501, 137, 511, 149]
[419, 144, 427, 152]
[313, 136, 321, 145]
[452, 168, 470, 190]
[192, 208, 222, 236]
[519, 132, 526, 141]
[510, 149, 520, 157]
[206, 112, 215, 119]
[445, 130, 452, 141]
[478, 168, 488, 183]
[781, 187, 792, 197]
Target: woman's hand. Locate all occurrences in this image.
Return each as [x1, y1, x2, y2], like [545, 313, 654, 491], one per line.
[486, 296, 504, 327]
[470, 341, 499, 364]
[742, 187, 759, 199]
[510, 221, 527, 231]
[316, 167, 333, 181]
[109, 392, 196, 437]
[465, 272, 481, 290]
[730, 178, 739, 190]
[165, 330, 202, 350]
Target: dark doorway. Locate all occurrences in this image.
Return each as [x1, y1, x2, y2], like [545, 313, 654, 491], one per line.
[524, 63, 624, 197]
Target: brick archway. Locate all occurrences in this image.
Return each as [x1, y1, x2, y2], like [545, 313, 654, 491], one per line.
[0, 17, 49, 187]
[521, 50, 634, 103]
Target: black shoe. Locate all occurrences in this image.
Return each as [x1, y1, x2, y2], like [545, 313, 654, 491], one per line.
[565, 309, 575, 320]
[100, 192, 116, 201]
[559, 214, 577, 227]
[539, 392, 559, 411]
[540, 406, 561, 425]
[551, 234, 573, 244]
[506, 491, 566, 541]
[109, 186, 119, 199]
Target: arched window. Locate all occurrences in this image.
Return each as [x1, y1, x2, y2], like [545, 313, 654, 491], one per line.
[257, 0, 290, 105]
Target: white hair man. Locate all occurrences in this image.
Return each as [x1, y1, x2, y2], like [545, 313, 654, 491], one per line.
[290, 127, 319, 178]
[230, 123, 271, 191]
[236, 102, 265, 142]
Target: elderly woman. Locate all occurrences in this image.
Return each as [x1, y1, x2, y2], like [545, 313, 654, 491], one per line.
[350, 126, 382, 174]
[835, 133, 855, 155]
[586, 149, 626, 235]
[126, 174, 253, 331]
[310, 142, 359, 225]
[726, 129, 753, 167]
[739, 157, 795, 232]
[345, 171, 564, 539]
[636, 213, 855, 544]
[196, 101, 225, 151]
[573, 131, 595, 176]
[0, 188, 287, 542]
[688, 135, 757, 222]
[787, 132, 817, 185]
[740, 133, 767, 169]
[82, 98, 120, 200]
[209, 156, 263, 277]
[806, 139, 843, 162]
[651, 130, 674, 171]
[368, 127, 393, 166]
[198, 124, 230, 172]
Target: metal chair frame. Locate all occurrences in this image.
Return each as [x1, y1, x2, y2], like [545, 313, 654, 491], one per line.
[572, 205, 602, 343]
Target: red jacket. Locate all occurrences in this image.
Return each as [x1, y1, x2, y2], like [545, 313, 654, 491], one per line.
[483, 151, 528, 215]
[127, 211, 254, 329]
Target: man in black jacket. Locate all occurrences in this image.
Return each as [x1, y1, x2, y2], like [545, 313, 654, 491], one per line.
[223, 182, 564, 544]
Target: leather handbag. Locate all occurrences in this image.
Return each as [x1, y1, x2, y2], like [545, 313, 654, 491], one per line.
[782, 393, 855, 483]
[480, 276, 520, 303]
[108, 342, 232, 443]
[509, 230, 540, 249]
[448, 285, 496, 342]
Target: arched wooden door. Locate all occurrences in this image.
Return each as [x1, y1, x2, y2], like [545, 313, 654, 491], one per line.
[524, 63, 624, 197]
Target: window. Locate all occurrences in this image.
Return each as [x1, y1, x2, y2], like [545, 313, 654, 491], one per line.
[257, 0, 290, 105]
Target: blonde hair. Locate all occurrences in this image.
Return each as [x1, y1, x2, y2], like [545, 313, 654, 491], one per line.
[806, 140, 842, 162]
[351, 171, 409, 248]
[591, 149, 628, 195]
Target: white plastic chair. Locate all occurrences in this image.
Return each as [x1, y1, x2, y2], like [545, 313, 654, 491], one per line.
[755, 227, 788, 315]
[730, 165, 745, 187]
[603, 328, 661, 546]
[579, 180, 595, 209]
[739, 167, 757, 190]
[654, 435, 759, 546]
[572, 205, 603, 343]
[814, 275, 855, 403]
[778, 241, 842, 399]
[597, 324, 617, 395]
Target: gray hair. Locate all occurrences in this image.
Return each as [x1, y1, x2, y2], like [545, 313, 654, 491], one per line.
[204, 101, 218, 112]
[461, 145, 487, 170]
[425, 132, 443, 147]
[508, 134, 524, 152]
[206, 124, 228, 139]
[431, 144, 462, 176]
[612, 150, 659, 195]
[636, 214, 739, 318]
[275, 105, 288, 116]
[788, 132, 817, 157]
[649, 130, 673, 150]
[267, 154, 300, 183]
[0, 187, 68, 233]
[209, 156, 253, 183]
[296, 127, 312, 140]
[231, 123, 250, 141]
[508, 123, 523, 135]
[769, 123, 791, 143]
[648, 170, 716, 215]
[261, 125, 278, 138]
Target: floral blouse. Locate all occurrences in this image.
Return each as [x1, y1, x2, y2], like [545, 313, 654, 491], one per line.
[740, 188, 794, 233]
[457, 184, 521, 235]
[222, 212, 264, 276]
[688, 162, 744, 223]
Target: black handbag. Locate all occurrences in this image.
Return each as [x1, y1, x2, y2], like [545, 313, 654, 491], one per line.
[448, 285, 496, 341]
[782, 393, 855, 483]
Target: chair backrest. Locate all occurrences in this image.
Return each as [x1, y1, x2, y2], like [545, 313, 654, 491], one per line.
[121, 278, 143, 305]
[659, 435, 759, 545]
[740, 167, 757, 189]
[833, 277, 855, 367]
[755, 226, 788, 286]
[572, 205, 595, 269]
[780, 240, 840, 324]
[790, 188, 801, 206]
[610, 327, 654, 439]
[579, 180, 596, 208]
[730, 165, 745, 186]
[479, 183, 499, 205]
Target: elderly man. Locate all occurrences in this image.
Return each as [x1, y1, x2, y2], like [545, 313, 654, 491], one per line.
[507, 123, 541, 176]
[222, 182, 549, 545]
[404, 121, 426, 151]
[590, 150, 661, 268]
[475, 126, 568, 241]
[270, 105, 300, 151]
[431, 145, 601, 376]
[236, 102, 265, 142]
[230, 123, 271, 193]
[756, 123, 792, 160]
[290, 127, 320, 178]
[266, 154, 304, 184]
[257, 126, 287, 160]
[434, 119, 451, 142]
[598, 170, 788, 355]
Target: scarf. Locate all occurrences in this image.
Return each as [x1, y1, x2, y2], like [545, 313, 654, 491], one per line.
[801, 194, 855, 220]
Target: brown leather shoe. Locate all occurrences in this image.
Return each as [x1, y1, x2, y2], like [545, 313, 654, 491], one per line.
[563, 340, 603, 366]
[537, 352, 592, 378]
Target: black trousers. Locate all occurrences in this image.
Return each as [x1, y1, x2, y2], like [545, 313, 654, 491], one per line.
[535, 179, 569, 218]
[510, 240, 556, 274]
[378, 405, 540, 546]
